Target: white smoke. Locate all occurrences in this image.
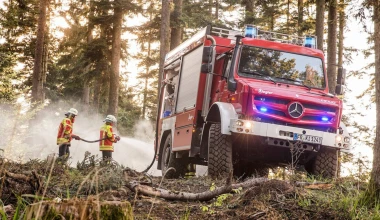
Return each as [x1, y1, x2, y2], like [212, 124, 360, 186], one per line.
[0, 102, 160, 176]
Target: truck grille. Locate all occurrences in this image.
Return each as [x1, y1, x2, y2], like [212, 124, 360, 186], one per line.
[254, 96, 337, 122]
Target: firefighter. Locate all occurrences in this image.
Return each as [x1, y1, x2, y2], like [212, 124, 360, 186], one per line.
[56, 108, 80, 163]
[99, 115, 121, 163]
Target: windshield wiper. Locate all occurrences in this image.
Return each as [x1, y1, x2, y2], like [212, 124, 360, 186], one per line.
[272, 77, 311, 90]
[240, 71, 277, 84]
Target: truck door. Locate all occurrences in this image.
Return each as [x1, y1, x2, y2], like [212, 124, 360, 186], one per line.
[172, 45, 204, 151]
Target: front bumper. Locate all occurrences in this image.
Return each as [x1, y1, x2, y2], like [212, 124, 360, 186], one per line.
[229, 119, 351, 151]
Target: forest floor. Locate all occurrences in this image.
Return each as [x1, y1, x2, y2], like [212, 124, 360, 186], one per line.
[0, 152, 375, 220]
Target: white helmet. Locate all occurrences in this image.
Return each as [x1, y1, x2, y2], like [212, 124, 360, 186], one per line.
[66, 108, 78, 116]
[104, 115, 117, 123]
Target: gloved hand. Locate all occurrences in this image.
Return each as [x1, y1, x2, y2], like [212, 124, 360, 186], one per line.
[115, 136, 121, 141]
[71, 135, 80, 140]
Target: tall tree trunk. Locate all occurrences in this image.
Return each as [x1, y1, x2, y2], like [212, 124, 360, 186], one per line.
[366, 0, 380, 204]
[93, 75, 102, 113]
[316, 0, 325, 51]
[242, 0, 255, 24]
[215, 0, 219, 20]
[287, 0, 290, 33]
[327, 0, 337, 94]
[108, 2, 122, 116]
[337, 0, 345, 67]
[31, 0, 49, 103]
[158, 0, 171, 95]
[142, 16, 153, 119]
[298, 0, 304, 36]
[142, 78, 148, 119]
[83, 3, 94, 109]
[170, 0, 182, 50]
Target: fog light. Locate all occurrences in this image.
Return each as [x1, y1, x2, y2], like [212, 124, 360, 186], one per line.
[344, 137, 350, 143]
[244, 122, 252, 128]
[236, 120, 244, 126]
[245, 129, 250, 133]
[343, 144, 348, 148]
[336, 135, 342, 142]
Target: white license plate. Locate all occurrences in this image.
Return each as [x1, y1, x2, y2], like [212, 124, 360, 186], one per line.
[293, 133, 322, 144]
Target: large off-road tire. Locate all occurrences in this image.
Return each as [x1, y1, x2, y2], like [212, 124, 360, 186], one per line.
[208, 124, 233, 178]
[305, 148, 339, 179]
[160, 135, 187, 178]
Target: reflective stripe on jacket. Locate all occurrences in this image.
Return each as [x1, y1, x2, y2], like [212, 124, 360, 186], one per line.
[57, 118, 73, 145]
[99, 124, 115, 151]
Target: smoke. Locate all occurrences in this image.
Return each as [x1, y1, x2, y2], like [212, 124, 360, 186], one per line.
[0, 102, 160, 176]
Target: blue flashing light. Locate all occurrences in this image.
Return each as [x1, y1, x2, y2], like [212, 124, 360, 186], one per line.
[304, 36, 316, 48]
[260, 107, 268, 112]
[245, 25, 258, 38]
[321, 116, 329, 122]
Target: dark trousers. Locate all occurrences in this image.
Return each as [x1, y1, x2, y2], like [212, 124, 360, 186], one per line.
[102, 151, 112, 161]
[58, 144, 70, 163]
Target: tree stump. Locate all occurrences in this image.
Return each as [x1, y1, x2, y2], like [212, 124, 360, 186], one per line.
[24, 199, 133, 220]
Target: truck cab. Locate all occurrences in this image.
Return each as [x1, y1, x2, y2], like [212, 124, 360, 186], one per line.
[156, 25, 350, 179]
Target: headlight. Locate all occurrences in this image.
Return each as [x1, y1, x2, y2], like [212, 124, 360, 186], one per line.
[336, 135, 342, 142]
[244, 122, 252, 128]
[344, 137, 350, 143]
[236, 120, 244, 126]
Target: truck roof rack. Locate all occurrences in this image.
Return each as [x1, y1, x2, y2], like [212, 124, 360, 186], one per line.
[210, 26, 242, 40]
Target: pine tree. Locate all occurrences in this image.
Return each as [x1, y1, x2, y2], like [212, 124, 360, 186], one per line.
[158, 0, 171, 94]
[108, 0, 123, 116]
[170, 0, 183, 49]
[31, 0, 49, 103]
[316, 0, 325, 50]
[327, 0, 338, 94]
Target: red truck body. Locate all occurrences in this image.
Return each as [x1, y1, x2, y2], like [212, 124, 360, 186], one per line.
[156, 26, 350, 178]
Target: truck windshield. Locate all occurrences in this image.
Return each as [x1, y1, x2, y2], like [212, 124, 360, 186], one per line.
[238, 46, 326, 89]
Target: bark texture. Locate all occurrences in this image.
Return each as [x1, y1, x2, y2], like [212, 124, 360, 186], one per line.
[31, 0, 49, 103]
[327, 0, 337, 94]
[338, 0, 345, 67]
[298, 0, 304, 36]
[316, 0, 325, 51]
[367, 0, 380, 204]
[108, 2, 123, 116]
[158, 0, 171, 94]
[170, 0, 182, 50]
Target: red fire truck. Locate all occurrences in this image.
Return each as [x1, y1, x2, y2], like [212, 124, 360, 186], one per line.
[155, 25, 351, 179]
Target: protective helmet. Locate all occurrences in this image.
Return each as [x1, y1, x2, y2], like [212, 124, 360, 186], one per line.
[65, 108, 78, 116]
[104, 115, 117, 123]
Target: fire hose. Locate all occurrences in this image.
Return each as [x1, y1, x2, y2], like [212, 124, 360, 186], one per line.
[78, 137, 107, 143]
[77, 136, 120, 143]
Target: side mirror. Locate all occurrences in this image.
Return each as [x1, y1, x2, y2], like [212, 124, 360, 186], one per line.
[337, 67, 346, 85]
[335, 84, 344, 95]
[201, 46, 215, 74]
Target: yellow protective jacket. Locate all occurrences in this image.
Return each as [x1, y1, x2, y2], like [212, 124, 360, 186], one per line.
[99, 124, 116, 151]
[57, 118, 74, 145]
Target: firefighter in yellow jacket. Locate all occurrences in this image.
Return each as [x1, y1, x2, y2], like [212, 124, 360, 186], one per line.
[57, 108, 80, 161]
[99, 115, 120, 162]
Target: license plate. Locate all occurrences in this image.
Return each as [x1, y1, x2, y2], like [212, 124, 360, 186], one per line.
[293, 133, 322, 144]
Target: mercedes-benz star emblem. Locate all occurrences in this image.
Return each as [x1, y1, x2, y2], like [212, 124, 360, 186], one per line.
[288, 102, 304, 118]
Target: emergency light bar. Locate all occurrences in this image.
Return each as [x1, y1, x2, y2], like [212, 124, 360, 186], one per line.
[243, 25, 317, 49]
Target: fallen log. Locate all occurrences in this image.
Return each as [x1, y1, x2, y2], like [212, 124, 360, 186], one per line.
[124, 170, 269, 201]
